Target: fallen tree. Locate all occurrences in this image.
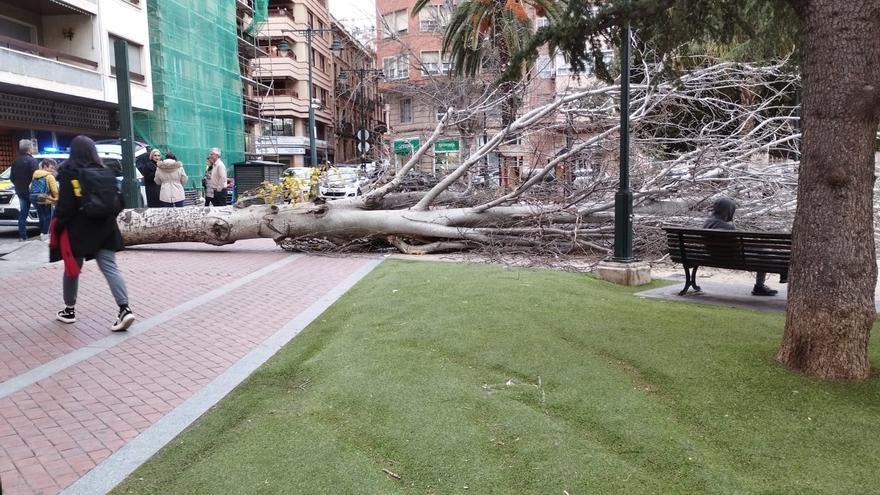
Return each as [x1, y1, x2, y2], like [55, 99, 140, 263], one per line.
[120, 53, 804, 258]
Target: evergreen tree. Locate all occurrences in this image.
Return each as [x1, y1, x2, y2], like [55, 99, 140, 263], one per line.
[511, 0, 880, 379]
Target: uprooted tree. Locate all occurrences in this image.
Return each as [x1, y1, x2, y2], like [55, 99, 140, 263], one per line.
[120, 54, 803, 257]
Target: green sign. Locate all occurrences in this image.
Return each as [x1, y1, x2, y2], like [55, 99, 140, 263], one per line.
[434, 139, 460, 153]
[393, 137, 420, 154]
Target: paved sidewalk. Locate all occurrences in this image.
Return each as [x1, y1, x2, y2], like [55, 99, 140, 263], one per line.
[0, 239, 380, 494]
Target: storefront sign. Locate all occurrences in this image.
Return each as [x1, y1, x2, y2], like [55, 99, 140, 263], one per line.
[434, 139, 460, 153]
[393, 137, 420, 154]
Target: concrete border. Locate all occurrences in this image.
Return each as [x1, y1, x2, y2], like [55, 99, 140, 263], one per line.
[0, 255, 303, 400]
[61, 257, 383, 495]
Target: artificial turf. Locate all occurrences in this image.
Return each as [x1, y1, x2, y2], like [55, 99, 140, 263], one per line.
[113, 260, 880, 494]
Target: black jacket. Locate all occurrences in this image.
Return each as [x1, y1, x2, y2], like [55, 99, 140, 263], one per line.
[137, 158, 161, 207]
[703, 197, 737, 230]
[50, 161, 124, 261]
[9, 153, 38, 194]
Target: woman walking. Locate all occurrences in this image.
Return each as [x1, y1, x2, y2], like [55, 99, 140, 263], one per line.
[154, 152, 188, 207]
[51, 135, 134, 332]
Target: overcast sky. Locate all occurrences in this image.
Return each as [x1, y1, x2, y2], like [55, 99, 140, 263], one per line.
[330, 0, 376, 36]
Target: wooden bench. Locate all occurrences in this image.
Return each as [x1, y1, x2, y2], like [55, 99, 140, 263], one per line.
[663, 226, 791, 296]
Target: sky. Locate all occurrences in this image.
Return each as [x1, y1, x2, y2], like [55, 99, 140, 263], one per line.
[330, 0, 377, 44]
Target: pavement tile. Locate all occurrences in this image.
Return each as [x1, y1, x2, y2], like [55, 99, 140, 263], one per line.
[0, 240, 375, 494]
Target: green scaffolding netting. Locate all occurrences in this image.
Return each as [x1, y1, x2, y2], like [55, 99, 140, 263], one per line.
[247, 0, 269, 35]
[134, 0, 246, 189]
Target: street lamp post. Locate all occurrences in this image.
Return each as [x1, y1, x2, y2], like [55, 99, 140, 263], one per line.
[278, 28, 341, 167]
[612, 19, 634, 262]
[338, 68, 384, 168]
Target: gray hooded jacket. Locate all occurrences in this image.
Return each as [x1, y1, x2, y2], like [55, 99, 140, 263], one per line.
[703, 197, 736, 230]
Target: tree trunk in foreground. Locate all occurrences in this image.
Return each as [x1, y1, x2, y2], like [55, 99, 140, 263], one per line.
[778, 0, 880, 379]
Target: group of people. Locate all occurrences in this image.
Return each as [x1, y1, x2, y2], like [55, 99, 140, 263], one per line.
[9, 140, 58, 241]
[137, 146, 227, 208]
[9, 136, 134, 331]
[6, 139, 233, 333]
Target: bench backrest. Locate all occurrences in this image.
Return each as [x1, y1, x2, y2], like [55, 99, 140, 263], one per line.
[663, 226, 791, 274]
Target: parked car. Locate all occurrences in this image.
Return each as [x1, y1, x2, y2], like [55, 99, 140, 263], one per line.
[0, 168, 39, 227]
[319, 169, 362, 200]
[280, 167, 314, 201]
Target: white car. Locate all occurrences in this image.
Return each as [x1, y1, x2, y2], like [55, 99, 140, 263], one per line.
[319, 169, 363, 200]
[0, 167, 39, 227]
[280, 167, 314, 199]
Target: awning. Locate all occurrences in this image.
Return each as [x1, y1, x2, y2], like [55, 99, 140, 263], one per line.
[48, 0, 95, 16]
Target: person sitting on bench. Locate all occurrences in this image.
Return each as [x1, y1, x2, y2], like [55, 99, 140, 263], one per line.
[703, 196, 778, 297]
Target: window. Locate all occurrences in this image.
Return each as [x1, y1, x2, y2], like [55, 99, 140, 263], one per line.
[419, 5, 449, 32]
[536, 54, 553, 78]
[308, 11, 314, 29]
[383, 55, 409, 80]
[421, 51, 451, 75]
[535, 16, 549, 29]
[382, 9, 408, 38]
[554, 52, 572, 77]
[319, 53, 326, 72]
[399, 98, 412, 123]
[271, 118, 295, 136]
[108, 35, 143, 75]
[0, 15, 35, 43]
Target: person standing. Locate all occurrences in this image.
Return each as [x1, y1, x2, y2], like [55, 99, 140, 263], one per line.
[137, 148, 162, 207]
[51, 135, 134, 332]
[9, 139, 38, 240]
[154, 152, 188, 207]
[206, 147, 227, 206]
[30, 159, 59, 241]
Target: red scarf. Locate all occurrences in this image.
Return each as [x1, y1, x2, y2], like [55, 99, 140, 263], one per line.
[49, 218, 80, 277]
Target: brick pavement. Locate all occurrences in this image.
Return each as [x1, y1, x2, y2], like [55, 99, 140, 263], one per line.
[0, 240, 379, 494]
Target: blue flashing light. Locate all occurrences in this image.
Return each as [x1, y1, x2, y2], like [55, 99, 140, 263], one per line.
[43, 147, 59, 153]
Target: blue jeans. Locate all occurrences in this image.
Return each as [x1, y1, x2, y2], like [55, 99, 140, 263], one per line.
[35, 203, 52, 235]
[161, 200, 184, 207]
[16, 194, 30, 240]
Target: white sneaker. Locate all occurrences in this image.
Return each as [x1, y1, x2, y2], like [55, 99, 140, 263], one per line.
[40, 234, 49, 242]
[111, 306, 134, 332]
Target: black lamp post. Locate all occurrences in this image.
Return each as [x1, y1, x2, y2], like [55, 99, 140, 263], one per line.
[612, 18, 634, 262]
[278, 29, 342, 167]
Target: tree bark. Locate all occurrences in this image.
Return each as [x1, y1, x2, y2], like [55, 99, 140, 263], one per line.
[777, 0, 880, 378]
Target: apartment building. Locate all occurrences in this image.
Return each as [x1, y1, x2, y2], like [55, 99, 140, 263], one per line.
[376, 0, 465, 173]
[375, 1, 613, 184]
[332, 17, 385, 165]
[0, 0, 152, 166]
[255, 0, 337, 166]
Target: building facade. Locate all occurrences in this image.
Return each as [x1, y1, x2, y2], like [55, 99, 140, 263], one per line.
[0, 0, 153, 167]
[331, 17, 384, 165]
[254, 0, 337, 167]
[376, 0, 465, 174]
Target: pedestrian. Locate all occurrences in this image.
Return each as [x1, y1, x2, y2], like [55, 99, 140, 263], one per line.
[202, 158, 213, 206]
[137, 148, 162, 207]
[155, 152, 188, 207]
[205, 147, 228, 206]
[51, 135, 134, 332]
[30, 158, 59, 241]
[703, 196, 778, 296]
[9, 139, 38, 241]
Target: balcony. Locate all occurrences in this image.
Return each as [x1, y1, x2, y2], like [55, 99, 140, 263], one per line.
[0, 35, 102, 95]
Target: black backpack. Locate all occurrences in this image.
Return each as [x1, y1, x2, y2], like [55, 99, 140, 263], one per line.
[78, 167, 123, 218]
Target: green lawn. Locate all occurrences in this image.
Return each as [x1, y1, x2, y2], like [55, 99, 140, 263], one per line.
[113, 260, 880, 495]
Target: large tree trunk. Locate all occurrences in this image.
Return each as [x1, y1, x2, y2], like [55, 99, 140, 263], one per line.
[777, 0, 880, 378]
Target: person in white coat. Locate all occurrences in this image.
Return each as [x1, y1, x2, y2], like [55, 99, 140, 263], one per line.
[154, 152, 188, 207]
[205, 147, 227, 206]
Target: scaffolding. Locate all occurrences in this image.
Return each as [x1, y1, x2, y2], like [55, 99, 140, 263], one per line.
[133, 0, 258, 187]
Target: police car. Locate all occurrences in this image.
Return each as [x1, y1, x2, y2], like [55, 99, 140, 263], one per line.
[0, 144, 147, 228]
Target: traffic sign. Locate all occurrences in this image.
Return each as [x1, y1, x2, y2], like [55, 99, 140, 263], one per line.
[358, 142, 371, 153]
[357, 129, 369, 142]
